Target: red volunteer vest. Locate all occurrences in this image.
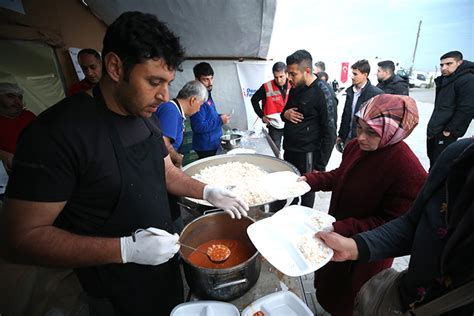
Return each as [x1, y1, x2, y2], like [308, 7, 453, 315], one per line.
[263, 80, 290, 115]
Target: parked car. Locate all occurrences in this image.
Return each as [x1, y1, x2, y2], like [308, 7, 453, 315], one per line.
[409, 72, 429, 88]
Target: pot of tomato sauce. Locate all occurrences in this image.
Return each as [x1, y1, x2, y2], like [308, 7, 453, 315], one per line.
[179, 212, 261, 301]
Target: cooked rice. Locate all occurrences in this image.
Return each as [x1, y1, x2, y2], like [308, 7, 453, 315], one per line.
[296, 234, 332, 265]
[192, 161, 273, 206]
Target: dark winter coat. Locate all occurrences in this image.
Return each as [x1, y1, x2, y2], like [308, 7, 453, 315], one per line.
[427, 60, 474, 138]
[377, 74, 409, 96]
[338, 82, 384, 143]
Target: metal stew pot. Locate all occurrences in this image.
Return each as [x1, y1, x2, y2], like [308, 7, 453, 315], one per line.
[179, 212, 261, 301]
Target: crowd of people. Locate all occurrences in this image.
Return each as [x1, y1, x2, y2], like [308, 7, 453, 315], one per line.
[0, 10, 473, 316]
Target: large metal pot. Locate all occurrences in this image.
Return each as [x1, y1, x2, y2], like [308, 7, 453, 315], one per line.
[181, 154, 299, 212]
[179, 212, 260, 301]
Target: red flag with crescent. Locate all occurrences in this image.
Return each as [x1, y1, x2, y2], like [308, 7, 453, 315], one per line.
[341, 62, 349, 83]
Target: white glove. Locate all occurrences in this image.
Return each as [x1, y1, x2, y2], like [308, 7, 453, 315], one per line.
[120, 227, 180, 265]
[203, 185, 249, 219]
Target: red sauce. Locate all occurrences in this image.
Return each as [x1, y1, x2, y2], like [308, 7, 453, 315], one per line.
[187, 239, 254, 269]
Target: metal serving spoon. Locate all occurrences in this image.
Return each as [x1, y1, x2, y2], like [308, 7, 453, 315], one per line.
[138, 228, 230, 263]
[178, 241, 231, 263]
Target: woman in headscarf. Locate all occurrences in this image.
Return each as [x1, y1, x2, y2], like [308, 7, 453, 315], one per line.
[300, 94, 428, 316]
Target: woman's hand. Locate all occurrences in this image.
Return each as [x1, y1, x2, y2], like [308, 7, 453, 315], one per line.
[297, 176, 307, 182]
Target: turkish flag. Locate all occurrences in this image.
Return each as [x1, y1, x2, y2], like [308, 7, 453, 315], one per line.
[341, 62, 349, 83]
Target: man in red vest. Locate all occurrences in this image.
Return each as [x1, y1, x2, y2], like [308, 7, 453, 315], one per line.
[251, 62, 290, 150]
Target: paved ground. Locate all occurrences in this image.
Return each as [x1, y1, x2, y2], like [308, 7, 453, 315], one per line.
[304, 87, 474, 315]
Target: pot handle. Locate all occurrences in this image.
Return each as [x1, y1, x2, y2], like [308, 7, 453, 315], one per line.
[212, 278, 248, 290]
[203, 208, 224, 215]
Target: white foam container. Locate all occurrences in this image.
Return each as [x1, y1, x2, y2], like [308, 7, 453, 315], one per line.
[170, 301, 239, 316]
[241, 290, 313, 316]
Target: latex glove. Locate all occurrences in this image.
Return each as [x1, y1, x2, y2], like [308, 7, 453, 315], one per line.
[120, 227, 180, 265]
[203, 185, 249, 219]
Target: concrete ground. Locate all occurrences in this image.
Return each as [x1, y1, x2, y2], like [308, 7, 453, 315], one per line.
[303, 87, 474, 315]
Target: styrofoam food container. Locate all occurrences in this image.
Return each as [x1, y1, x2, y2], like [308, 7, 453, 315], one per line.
[170, 301, 239, 316]
[241, 290, 313, 316]
[247, 205, 335, 277]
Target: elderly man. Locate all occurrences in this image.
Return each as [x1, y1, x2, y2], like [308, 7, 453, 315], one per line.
[1, 12, 247, 315]
[251, 61, 290, 150]
[0, 82, 36, 173]
[156, 80, 208, 168]
[156, 80, 209, 233]
[376, 60, 409, 95]
[68, 48, 102, 96]
[427, 50, 474, 168]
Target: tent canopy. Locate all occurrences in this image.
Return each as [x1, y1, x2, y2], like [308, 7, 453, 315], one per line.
[85, 0, 277, 59]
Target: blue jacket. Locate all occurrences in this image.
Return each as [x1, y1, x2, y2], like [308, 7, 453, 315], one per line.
[190, 95, 223, 151]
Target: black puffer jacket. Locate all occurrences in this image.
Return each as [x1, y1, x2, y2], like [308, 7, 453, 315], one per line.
[338, 81, 384, 143]
[427, 60, 474, 138]
[376, 74, 409, 95]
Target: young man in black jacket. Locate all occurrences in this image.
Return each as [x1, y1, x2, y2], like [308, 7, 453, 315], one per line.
[376, 60, 409, 96]
[337, 60, 383, 147]
[427, 50, 474, 169]
[281, 50, 331, 207]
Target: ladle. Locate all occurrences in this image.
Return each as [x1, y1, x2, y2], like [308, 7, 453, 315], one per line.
[137, 228, 230, 263]
[178, 242, 231, 263]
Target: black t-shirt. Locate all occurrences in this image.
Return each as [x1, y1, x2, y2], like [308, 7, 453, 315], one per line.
[6, 92, 168, 233]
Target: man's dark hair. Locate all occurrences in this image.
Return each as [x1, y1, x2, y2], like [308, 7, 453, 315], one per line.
[440, 51, 463, 61]
[102, 11, 185, 82]
[272, 61, 287, 73]
[314, 61, 326, 71]
[78, 48, 101, 62]
[193, 62, 214, 78]
[351, 59, 371, 74]
[318, 71, 329, 81]
[377, 60, 395, 74]
[286, 50, 313, 70]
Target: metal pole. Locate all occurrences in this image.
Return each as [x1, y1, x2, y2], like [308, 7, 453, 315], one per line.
[410, 20, 422, 76]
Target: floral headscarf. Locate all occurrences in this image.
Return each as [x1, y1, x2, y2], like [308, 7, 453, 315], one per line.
[355, 94, 419, 148]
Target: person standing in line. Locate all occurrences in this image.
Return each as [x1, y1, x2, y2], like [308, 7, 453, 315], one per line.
[376, 60, 409, 95]
[337, 59, 383, 148]
[301, 94, 427, 316]
[281, 50, 331, 207]
[314, 61, 326, 74]
[316, 137, 474, 315]
[426, 50, 474, 169]
[251, 61, 291, 150]
[190, 62, 231, 159]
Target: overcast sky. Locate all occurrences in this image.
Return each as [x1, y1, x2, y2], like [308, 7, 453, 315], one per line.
[268, 0, 473, 72]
